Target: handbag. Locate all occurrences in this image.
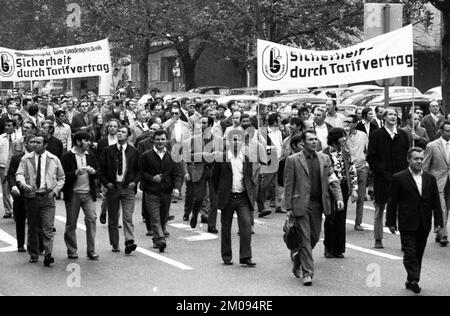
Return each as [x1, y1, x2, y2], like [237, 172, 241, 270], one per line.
[283, 212, 300, 251]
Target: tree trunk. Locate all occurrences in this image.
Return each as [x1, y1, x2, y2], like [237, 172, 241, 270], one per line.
[177, 43, 198, 91]
[138, 39, 150, 94]
[442, 11, 450, 114]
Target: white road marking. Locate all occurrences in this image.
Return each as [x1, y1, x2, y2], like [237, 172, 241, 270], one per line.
[345, 243, 402, 260]
[55, 216, 194, 271]
[136, 247, 194, 271]
[168, 223, 218, 241]
[364, 206, 376, 211]
[346, 218, 394, 234]
[0, 229, 18, 253]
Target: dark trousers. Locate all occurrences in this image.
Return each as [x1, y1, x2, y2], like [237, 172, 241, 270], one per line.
[324, 183, 349, 255]
[400, 225, 429, 283]
[26, 195, 56, 258]
[146, 193, 172, 246]
[221, 192, 253, 262]
[142, 191, 152, 232]
[13, 196, 26, 248]
[184, 171, 208, 220]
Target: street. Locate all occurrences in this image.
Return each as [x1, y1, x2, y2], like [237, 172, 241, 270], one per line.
[0, 191, 449, 297]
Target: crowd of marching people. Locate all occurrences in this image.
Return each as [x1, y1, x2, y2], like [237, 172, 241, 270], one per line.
[0, 86, 447, 293]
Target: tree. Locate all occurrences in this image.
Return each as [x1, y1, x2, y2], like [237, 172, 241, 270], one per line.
[79, 0, 228, 91]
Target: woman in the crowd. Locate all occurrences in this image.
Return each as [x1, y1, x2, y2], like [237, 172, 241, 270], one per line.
[322, 128, 358, 259]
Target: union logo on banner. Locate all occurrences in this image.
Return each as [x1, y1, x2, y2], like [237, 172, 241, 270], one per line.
[262, 46, 288, 81]
[0, 52, 15, 78]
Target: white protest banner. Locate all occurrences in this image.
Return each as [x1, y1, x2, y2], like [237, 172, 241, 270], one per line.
[0, 39, 112, 81]
[257, 24, 413, 90]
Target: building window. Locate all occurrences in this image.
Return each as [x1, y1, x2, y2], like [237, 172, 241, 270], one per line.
[161, 57, 176, 82]
[150, 61, 160, 81]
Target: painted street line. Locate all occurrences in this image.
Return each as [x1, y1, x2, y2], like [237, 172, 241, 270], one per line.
[364, 206, 376, 211]
[168, 223, 218, 241]
[0, 229, 18, 253]
[55, 216, 194, 271]
[346, 218, 395, 234]
[345, 243, 402, 260]
[136, 247, 193, 271]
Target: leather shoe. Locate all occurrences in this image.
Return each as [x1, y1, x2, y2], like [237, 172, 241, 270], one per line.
[435, 236, 441, 243]
[158, 243, 167, 253]
[43, 255, 54, 267]
[167, 215, 175, 222]
[112, 245, 121, 253]
[334, 253, 345, 259]
[153, 244, 159, 249]
[29, 257, 38, 264]
[87, 253, 100, 260]
[208, 227, 219, 234]
[440, 238, 449, 247]
[258, 210, 271, 218]
[183, 215, 189, 221]
[324, 249, 334, 259]
[374, 240, 384, 249]
[17, 247, 26, 253]
[275, 207, 287, 214]
[164, 231, 170, 237]
[125, 243, 137, 255]
[223, 260, 233, 266]
[303, 276, 313, 286]
[68, 254, 79, 260]
[354, 225, 365, 231]
[405, 281, 421, 294]
[146, 231, 153, 237]
[239, 258, 256, 267]
[3, 213, 12, 219]
[99, 214, 106, 225]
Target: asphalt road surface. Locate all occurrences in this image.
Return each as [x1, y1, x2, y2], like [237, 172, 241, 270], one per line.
[0, 192, 449, 296]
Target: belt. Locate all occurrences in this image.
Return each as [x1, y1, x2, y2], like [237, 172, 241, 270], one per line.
[231, 191, 246, 198]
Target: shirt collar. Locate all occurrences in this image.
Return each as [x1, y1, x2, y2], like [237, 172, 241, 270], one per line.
[409, 167, 423, 177]
[385, 126, 397, 136]
[153, 146, 166, 155]
[117, 143, 127, 151]
[441, 137, 450, 145]
[303, 149, 317, 159]
[227, 149, 244, 161]
[71, 147, 89, 155]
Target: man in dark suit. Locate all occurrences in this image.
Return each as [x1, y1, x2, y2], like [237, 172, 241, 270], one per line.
[212, 129, 259, 267]
[421, 101, 445, 141]
[71, 101, 92, 135]
[367, 108, 410, 249]
[284, 130, 343, 286]
[182, 117, 216, 230]
[356, 107, 378, 135]
[98, 126, 140, 255]
[60, 132, 99, 260]
[386, 147, 443, 294]
[95, 119, 119, 225]
[41, 120, 64, 159]
[141, 129, 182, 253]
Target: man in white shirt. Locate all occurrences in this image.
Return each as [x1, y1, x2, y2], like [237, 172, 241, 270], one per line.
[345, 115, 369, 231]
[313, 107, 332, 151]
[325, 99, 345, 128]
[257, 113, 285, 217]
[212, 133, 259, 267]
[54, 110, 72, 153]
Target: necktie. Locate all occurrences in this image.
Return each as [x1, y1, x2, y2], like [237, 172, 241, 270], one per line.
[36, 154, 41, 189]
[118, 146, 123, 176]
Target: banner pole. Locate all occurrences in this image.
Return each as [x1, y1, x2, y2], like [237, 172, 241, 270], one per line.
[411, 74, 415, 148]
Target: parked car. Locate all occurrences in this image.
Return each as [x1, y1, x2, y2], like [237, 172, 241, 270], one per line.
[229, 87, 278, 98]
[188, 86, 230, 96]
[42, 80, 65, 96]
[424, 86, 442, 101]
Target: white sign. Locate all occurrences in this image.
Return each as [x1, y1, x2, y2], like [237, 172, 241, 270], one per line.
[66, 3, 81, 28]
[0, 39, 112, 82]
[257, 25, 413, 90]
